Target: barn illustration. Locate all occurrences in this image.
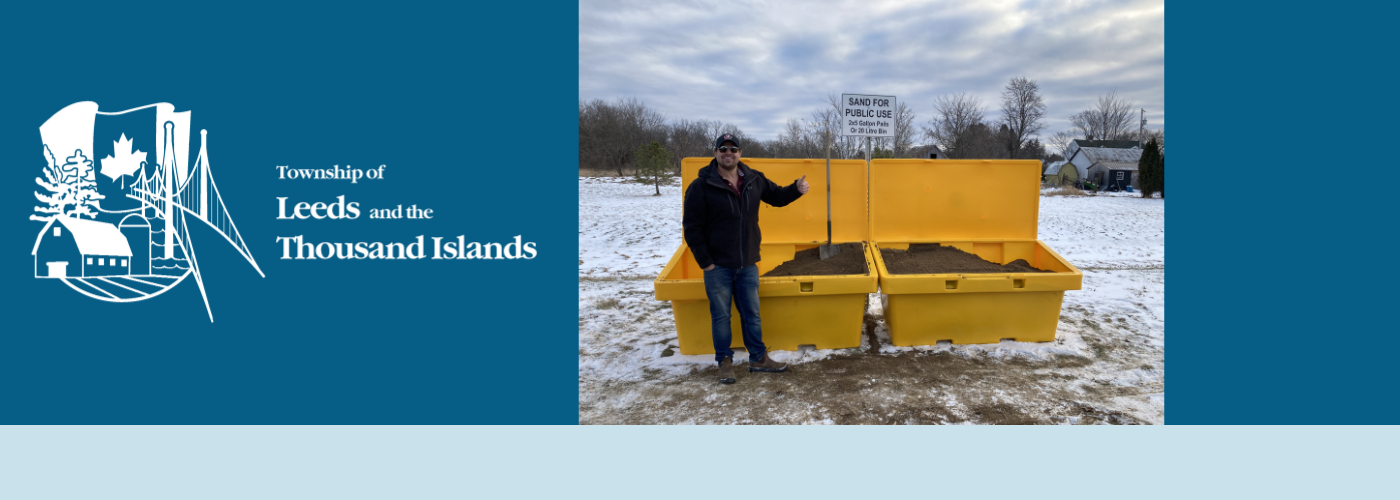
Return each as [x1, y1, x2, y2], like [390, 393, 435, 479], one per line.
[32, 216, 141, 278]
[27, 101, 265, 320]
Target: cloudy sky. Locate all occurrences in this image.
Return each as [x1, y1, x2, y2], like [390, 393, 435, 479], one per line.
[580, 0, 1164, 143]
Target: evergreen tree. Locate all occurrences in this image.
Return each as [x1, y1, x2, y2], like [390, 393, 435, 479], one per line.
[32, 146, 105, 221]
[1157, 153, 1165, 198]
[1138, 138, 1160, 198]
[633, 141, 670, 196]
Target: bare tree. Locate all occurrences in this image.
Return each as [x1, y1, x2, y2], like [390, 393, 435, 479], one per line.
[771, 118, 814, 159]
[999, 77, 1047, 159]
[1068, 111, 1094, 141]
[578, 97, 667, 175]
[617, 97, 667, 174]
[693, 119, 763, 157]
[765, 94, 905, 160]
[586, 98, 632, 174]
[1070, 91, 1137, 141]
[741, 138, 771, 158]
[1047, 130, 1075, 158]
[1096, 91, 1137, 140]
[666, 119, 710, 173]
[813, 97, 843, 158]
[578, 99, 612, 170]
[891, 101, 916, 157]
[837, 94, 906, 158]
[923, 92, 987, 159]
[826, 93, 863, 159]
[701, 120, 743, 144]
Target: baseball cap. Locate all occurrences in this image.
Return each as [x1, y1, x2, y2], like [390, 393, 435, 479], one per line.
[713, 133, 742, 149]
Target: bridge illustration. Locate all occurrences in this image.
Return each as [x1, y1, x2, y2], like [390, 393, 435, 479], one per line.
[32, 103, 262, 322]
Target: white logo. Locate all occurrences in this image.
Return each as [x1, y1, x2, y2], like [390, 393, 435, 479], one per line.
[30, 102, 263, 322]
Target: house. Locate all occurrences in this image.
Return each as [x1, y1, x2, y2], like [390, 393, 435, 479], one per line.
[1093, 161, 1139, 191]
[32, 216, 136, 278]
[1043, 160, 1085, 186]
[1065, 145, 1143, 190]
[1064, 139, 1140, 161]
[909, 145, 945, 159]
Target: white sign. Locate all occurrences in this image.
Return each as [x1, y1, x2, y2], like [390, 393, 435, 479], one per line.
[840, 93, 896, 137]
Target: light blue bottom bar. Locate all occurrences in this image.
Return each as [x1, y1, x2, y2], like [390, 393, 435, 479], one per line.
[0, 426, 1394, 499]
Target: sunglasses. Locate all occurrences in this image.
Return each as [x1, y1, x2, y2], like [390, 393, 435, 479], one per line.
[716, 146, 741, 153]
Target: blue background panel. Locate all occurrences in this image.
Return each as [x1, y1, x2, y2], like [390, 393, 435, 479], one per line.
[0, 4, 578, 423]
[1169, 3, 1400, 423]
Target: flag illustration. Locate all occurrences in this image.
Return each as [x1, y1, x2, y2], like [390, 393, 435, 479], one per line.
[31, 102, 261, 322]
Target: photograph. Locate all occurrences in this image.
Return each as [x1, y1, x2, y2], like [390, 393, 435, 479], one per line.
[579, 0, 1165, 424]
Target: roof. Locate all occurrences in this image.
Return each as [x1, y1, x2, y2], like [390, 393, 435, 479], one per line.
[1063, 149, 1092, 177]
[1072, 139, 1141, 149]
[1044, 161, 1066, 175]
[31, 216, 133, 257]
[1099, 161, 1139, 171]
[1080, 147, 1143, 165]
[910, 144, 944, 156]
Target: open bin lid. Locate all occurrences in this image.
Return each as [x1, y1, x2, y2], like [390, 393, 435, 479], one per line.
[681, 157, 868, 244]
[869, 159, 1042, 241]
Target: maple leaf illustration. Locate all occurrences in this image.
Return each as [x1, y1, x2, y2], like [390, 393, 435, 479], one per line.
[100, 133, 146, 182]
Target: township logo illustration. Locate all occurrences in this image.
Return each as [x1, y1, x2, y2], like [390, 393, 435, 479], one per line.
[30, 102, 263, 321]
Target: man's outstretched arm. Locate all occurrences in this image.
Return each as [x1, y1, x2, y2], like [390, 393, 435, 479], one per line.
[760, 174, 808, 207]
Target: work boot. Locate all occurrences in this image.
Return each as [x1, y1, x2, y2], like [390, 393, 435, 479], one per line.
[717, 357, 736, 385]
[748, 353, 788, 373]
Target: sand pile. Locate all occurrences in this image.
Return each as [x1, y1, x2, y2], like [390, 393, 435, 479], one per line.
[763, 243, 867, 276]
[880, 243, 1050, 274]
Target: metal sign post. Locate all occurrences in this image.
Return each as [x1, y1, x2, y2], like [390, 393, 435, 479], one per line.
[840, 93, 895, 210]
[819, 129, 839, 260]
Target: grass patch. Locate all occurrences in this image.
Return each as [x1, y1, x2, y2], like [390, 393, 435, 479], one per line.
[1044, 185, 1088, 197]
[579, 273, 654, 282]
[579, 170, 682, 181]
[594, 297, 621, 310]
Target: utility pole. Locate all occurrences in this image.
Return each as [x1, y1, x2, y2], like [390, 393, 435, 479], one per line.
[1140, 108, 1145, 146]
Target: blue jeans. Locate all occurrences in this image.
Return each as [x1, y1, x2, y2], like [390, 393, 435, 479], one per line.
[702, 264, 766, 364]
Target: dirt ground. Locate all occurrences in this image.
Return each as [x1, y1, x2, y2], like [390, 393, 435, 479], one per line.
[881, 243, 1051, 274]
[579, 279, 1163, 425]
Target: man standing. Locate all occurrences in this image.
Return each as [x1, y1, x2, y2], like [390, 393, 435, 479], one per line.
[683, 134, 809, 384]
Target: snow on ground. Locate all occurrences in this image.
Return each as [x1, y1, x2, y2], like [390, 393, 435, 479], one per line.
[580, 177, 1164, 424]
[1040, 190, 1165, 271]
[578, 177, 683, 278]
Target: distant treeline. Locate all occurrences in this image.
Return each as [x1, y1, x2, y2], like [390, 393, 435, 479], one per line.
[580, 80, 1162, 175]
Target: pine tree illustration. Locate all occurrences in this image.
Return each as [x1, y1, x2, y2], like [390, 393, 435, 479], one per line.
[31, 146, 68, 221]
[32, 146, 105, 221]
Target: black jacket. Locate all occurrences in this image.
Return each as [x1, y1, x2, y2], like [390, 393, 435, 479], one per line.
[682, 160, 804, 269]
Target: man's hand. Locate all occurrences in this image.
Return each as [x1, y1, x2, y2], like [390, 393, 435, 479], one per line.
[797, 175, 809, 194]
[703, 264, 715, 271]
